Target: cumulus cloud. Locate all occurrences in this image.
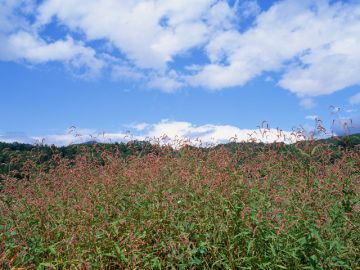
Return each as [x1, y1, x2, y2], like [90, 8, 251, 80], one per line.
[189, 0, 360, 96]
[35, 0, 221, 70]
[139, 120, 299, 145]
[1, 0, 360, 97]
[0, 1, 104, 77]
[0, 31, 104, 77]
[239, 0, 261, 18]
[2, 120, 303, 146]
[0, 0, 35, 33]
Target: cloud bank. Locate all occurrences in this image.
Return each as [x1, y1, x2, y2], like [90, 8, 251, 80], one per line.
[1, 120, 300, 146]
[1, 0, 360, 96]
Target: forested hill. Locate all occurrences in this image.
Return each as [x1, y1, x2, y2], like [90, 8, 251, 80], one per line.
[319, 133, 360, 147]
[1, 133, 359, 181]
[0, 141, 156, 180]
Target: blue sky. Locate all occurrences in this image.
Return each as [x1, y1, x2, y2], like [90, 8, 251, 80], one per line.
[1, 0, 360, 145]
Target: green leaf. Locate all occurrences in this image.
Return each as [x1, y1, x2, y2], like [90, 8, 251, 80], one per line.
[114, 243, 127, 262]
[37, 262, 56, 270]
[270, 243, 277, 257]
[310, 145, 321, 156]
[49, 246, 56, 256]
[298, 148, 310, 158]
[151, 257, 161, 269]
[247, 239, 255, 255]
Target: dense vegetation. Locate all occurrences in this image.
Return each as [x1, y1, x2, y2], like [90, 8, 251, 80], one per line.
[1, 134, 359, 181]
[1, 135, 359, 269]
[0, 141, 156, 184]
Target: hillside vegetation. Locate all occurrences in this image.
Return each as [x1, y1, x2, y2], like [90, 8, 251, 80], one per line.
[1, 136, 359, 269]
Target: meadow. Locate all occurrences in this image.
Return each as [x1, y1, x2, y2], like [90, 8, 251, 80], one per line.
[1, 134, 359, 269]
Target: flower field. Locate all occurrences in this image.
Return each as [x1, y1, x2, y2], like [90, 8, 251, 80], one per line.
[1, 139, 359, 269]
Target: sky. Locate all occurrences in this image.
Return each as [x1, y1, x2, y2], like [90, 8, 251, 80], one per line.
[1, 0, 360, 145]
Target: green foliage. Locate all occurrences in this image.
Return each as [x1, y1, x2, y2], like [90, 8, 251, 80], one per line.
[0, 137, 359, 269]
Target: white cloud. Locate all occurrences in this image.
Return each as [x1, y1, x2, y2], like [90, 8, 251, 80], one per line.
[0, 31, 104, 77]
[189, 0, 360, 96]
[35, 0, 222, 70]
[127, 123, 150, 131]
[239, 0, 261, 18]
[147, 71, 184, 92]
[346, 109, 357, 113]
[147, 76, 184, 92]
[140, 120, 300, 145]
[1, 120, 303, 146]
[30, 120, 303, 146]
[0, 131, 32, 144]
[0, 0, 35, 33]
[111, 64, 146, 81]
[1, 0, 360, 97]
[32, 128, 115, 146]
[305, 115, 318, 120]
[349, 92, 360, 105]
[279, 40, 360, 96]
[206, 1, 238, 29]
[0, 0, 105, 77]
[299, 98, 316, 109]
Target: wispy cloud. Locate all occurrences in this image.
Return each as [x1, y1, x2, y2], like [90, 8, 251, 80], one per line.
[305, 115, 318, 120]
[349, 92, 360, 105]
[299, 98, 316, 109]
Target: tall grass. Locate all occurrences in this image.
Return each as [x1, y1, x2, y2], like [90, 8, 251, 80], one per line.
[1, 139, 359, 269]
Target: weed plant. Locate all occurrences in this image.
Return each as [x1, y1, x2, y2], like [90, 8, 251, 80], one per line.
[1, 135, 359, 269]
